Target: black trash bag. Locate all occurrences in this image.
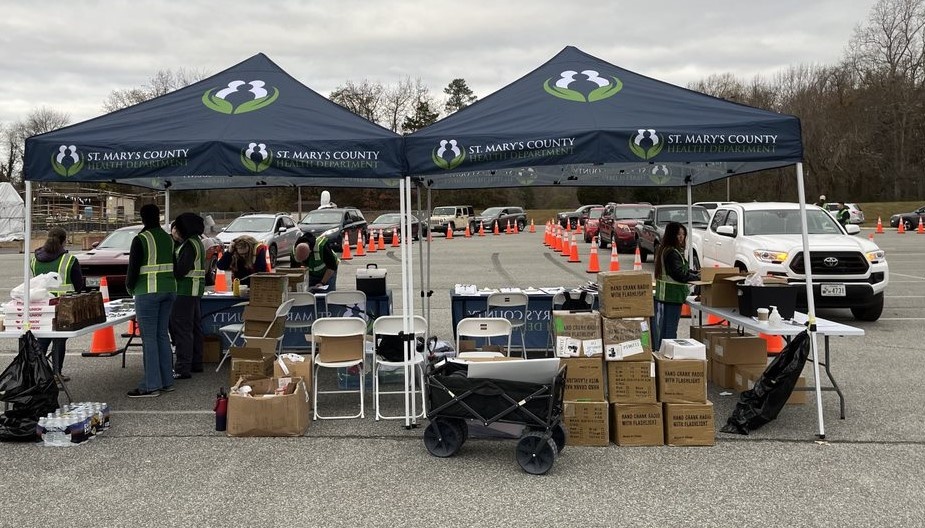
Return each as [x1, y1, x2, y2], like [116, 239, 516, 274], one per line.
[0, 331, 59, 442]
[721, 330, 810, 435]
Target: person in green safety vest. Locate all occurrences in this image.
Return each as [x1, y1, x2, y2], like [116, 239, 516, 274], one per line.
[653, 222, 700, 352]
[168, 213, 206, 380]
[125, 204, 177, 398]
[30, 227, 84, 380]
[835, 202, 851, 226]
[291, 231, 339, 291]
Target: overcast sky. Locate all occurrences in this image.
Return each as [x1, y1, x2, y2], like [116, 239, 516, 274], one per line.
[0, 0, 877, 126]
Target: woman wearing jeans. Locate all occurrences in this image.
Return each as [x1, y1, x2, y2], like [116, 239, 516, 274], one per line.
[653, 222, 699, 352]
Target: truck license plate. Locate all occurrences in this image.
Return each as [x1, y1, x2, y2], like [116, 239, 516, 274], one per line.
[821, 284, 846, 297]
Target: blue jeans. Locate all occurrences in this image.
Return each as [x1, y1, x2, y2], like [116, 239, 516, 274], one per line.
[135, 291, 176, 392]
[37, 338, 66, 374]
[654, 301, 682, 353]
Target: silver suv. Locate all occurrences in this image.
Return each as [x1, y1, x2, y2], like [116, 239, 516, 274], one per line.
[824, 203, 865, 224]
[216, 212, 302, 267]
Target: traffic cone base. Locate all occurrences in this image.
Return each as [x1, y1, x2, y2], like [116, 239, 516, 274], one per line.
[367, 231, 377, 253]
[875, 216, 884, 234]
[464, 224, 471, 238]
[633, 247, 643, 271]
[568, 235, 581, 263]
[341, 237, 352, 260]
[529, 219, 536, 233]
[586, 239, 600, 273]
[446, 227, 453, 240]
[355, 234, 366, 256]
[898, 220, 906, 234]
[378, 230, 386, 250]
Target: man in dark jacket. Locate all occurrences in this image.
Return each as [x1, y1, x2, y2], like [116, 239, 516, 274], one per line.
[291, 232, 339, 291]
[169, 213, 206, 379]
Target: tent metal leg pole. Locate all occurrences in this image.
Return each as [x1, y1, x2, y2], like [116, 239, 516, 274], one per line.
[23, 181, 33, 310]
[164, 189, 170, 228]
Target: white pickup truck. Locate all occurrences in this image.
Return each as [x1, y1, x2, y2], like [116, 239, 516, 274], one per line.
[691, 202, 888, 321]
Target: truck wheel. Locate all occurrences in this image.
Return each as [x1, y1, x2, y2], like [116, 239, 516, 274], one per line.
[904, 219, 914, 231]
[448, 222, 456, 233]
[850, 293, 884, 321]
[517, 219, 526, 232]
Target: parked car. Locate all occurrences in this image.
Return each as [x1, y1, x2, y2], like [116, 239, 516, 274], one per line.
[634, 205, 710, 262]
[74, 225, 222, 299]
[694, 202, 888, 321]
[429, 205, 474, 234]
[597, 203, 654, 251]
[470, 206, 527, 233]
[889, 205, 925, 230]
[216, 212, 301, 267]
[693, 201, 737, 211]
[368, 213, 428, 242]
[557, 204, 603, 229]
[297, 207, 368, 251]
[582, 207, 606, 243]
[824, 202, 865, 225]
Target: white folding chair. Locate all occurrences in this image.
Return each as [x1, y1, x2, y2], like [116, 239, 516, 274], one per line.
[456, 317, 512, 358]
[216, 300, 250, 372]
[311, 316, 367, 420]
[371, 315, 427, 421]
[486, 292, 529, 358]
[282, 291, 317, 351]
[324, 290, 368, 319]
[242, 298, 296, 357]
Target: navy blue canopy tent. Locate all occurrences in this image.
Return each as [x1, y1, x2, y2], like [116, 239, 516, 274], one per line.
[24, 53, 404, 190]
[405, 46, 802, 188]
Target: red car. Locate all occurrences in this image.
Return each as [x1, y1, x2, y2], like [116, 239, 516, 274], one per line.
[367, 213, 428, 242]
[582, 207, 605, 243]
[73, 225, 222, 299]
[597, 203, 654, 252]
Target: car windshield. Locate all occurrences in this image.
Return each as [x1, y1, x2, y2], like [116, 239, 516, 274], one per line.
[655, 207, 709, 225]
[480, 207, 504, 216]
[615, 206, 651, 220]
[588, 208, 604, 219]
[225, 217, 274, 232]
[299, 211, 342, 224]
[744, 209, 843, 235]
[97, 228, 140, 249]
[433, 207, 455, 215]
[373, 214, 402, 224]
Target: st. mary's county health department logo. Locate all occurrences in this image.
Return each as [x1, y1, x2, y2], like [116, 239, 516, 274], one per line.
[432, 139, 466, 170]
[544, 69, 623, 103]
[203, 80, 279, 114]
[241, 142, 273, 172]
[629, 129, 664, 160]
[649, 164, 671, 185]
[50, 145, 84, 177]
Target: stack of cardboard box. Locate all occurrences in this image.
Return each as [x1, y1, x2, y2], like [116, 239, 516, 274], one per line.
[241, 272, 289, 356]
[553, 309, 608, 446]
[655, 339, 714, 446]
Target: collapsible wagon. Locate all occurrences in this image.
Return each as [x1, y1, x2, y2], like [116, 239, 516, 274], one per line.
[422, 360, 567, 474]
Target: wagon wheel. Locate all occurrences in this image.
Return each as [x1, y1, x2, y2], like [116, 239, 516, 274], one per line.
[446, 417, 469, 445]
[423, 418, 465, 458]
[551, 423, 568, 454]
[515, 431, 558, 475]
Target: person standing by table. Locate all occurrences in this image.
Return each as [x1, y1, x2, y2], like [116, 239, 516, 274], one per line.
[169, 213, 206, 380]
[653, 221, 699, 352]
[30, 227, 84, 381]
[126, 204, 177, 398]
[216, 235, 269, 286]
[291, 232, 338, 291]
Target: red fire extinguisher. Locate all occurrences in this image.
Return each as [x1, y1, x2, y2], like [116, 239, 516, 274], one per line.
[214, 388, 228, 431]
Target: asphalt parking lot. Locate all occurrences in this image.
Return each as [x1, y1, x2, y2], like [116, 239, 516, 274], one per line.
[0, 227, 923, 527]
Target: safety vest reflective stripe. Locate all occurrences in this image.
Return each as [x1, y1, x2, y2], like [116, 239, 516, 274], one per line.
[140, 231, 172, 293]
[175, 238, 206, 297]
[30, 254, 75, 296]
[655, 248, 691, 304]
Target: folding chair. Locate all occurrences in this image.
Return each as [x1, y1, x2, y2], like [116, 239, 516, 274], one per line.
[242, 298, 296, 356]
[456, 317, 512, 359]
[371, 315, 427, 421]
[216, 299, 294, 371]
[486, 292, 529, 358]
[282, 291, 317, 351]
[216, 300, 250, 372]
[311, 316, 368, 420]
[324, 290, 368, 319]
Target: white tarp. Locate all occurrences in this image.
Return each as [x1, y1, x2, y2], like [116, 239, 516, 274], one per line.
[0, 182, 25, 242]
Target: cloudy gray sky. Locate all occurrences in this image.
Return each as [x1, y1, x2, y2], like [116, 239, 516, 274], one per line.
[1, 0, 876, 125]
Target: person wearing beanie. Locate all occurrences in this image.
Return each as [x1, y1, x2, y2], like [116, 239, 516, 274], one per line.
[30, 227, 84, 380]
[169, 212, 206, 380]
[126, 204, 177, 397]
[291, 231, 339, 291]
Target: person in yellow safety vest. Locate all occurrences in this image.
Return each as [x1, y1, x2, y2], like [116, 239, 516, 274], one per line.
[835, 202, 851, 226]
[291, 231, 339, 291]
[125, 204, 177, 398]
[653, 222, 700, 352]
[30, 227, 84, 381]
[168, 213, 206, 380]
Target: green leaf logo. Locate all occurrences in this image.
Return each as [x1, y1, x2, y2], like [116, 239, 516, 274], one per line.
[50, 145, 83, 177]
[544, 70, 623, 103]
[515, 168, 537, 186]
[649, 165, 671, 185]
[629, 129, 664, 160]
[241, 142, 273, 173]
[202, 80, 279, 114]
[432, 139, 466, 170]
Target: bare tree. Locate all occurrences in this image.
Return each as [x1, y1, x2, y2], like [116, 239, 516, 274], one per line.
[0, 107, 71, 185]
[329, 79, 385, 123]
[102, 67, 207, 112]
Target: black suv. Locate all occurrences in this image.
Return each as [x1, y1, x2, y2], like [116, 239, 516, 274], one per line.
[297, 207, 368, 251]
[470, 206, 528, 233]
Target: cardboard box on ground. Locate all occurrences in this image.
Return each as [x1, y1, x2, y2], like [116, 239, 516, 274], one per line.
[563, 401, 609, 446]
[202, 335, 221, 364]
[226, 376, 310, 437]
[654, 353, 707, 404]
[610, 403, 664, 446]
[663, 402, 715, 446]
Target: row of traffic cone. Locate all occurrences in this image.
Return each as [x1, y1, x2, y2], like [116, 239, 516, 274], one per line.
[875, 215, 924, 234]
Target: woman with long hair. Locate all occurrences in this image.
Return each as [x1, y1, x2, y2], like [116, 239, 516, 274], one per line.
[216, 235, 270, 285]
[653, 222, 699, 352]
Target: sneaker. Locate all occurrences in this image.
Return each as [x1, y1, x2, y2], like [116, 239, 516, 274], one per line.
[160, 385, 176, 393]
[173, 372, 192, 380]
[127, 388, 160, 398]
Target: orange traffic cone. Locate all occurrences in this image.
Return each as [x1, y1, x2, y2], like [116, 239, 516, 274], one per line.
[561, 231, 571, 256]
[479, 222, 485, 237]
[341, 236, 352, 261]
[680, 304, 691, 318]
[367, 231, 377, 253]
[568, 235, 581, 263]
[575, 223, 583, 236]
[609, 244, 620, 272]
[529, 219, 536, 233]
[88, 277, 117, 355]
[464, 224, 471, 238]
[918, 217, 924, 234]
[586, 239, 600, 273]
[126, 318, 141, 337]
[868, 232, 874, 242]
[392, 227, 400, 247]
[265, 246, 273, 272]
[760, 332, 785, 354]
[504, 220, 510, 234]
[355, 234, 366, 256]
[493, 222, 500, 236]
[543, 224, 550, 246]
[378, 230, 386, 249]
[514, 221, 520, 234]
[876, 216, 884, 234]
[633, 247, 643, 271]
[446, 227, 453, 240]
[898, 219, 906, 234]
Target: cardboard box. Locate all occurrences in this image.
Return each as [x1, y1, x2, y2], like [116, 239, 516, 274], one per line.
[596, 271, 654, 318]
[713, 335, 767, 365]
[689, 325, 737, 344]
[203, 335, 221, 364]
[275, 269, 307, 292]
[733, 365, 767, 392]
[712, 360, 764, 389]
[562, 357, 605, 401]
[654, 353, 707, 403]
[660, 338, 706, 360]
[553, 311, 602, 357]
[317, 334, 366, 363]
[242, 305, 285, 338]
[607, 361, 656, 404]
[601, 317, 652, 361]
[610, 403, 664, 446]
[691, 267, 740, 308]
[273, 354, 313, 393]
[248, 273, 289, 307]
[663, 402, 715, 446]
[227, 377, 310, 437]
[228, 347, 275, 387]
[563, 401, 609, 446]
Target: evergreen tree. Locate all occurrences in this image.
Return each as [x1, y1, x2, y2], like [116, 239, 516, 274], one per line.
[402, 99, 440, 133]
[443, 78, 477, 114]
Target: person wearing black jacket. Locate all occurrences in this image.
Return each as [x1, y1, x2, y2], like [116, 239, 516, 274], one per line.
[291, 232, 339, 291]
[653, 222, 700, 352]
[169, 213, 206, 379]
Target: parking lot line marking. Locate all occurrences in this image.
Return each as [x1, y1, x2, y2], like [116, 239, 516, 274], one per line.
[890, 273, 925, 280]
[876, 318, 925, 321]
[114, 410, 212, 415]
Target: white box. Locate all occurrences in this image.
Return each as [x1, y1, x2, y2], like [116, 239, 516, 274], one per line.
[659, 338, 706, 360]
